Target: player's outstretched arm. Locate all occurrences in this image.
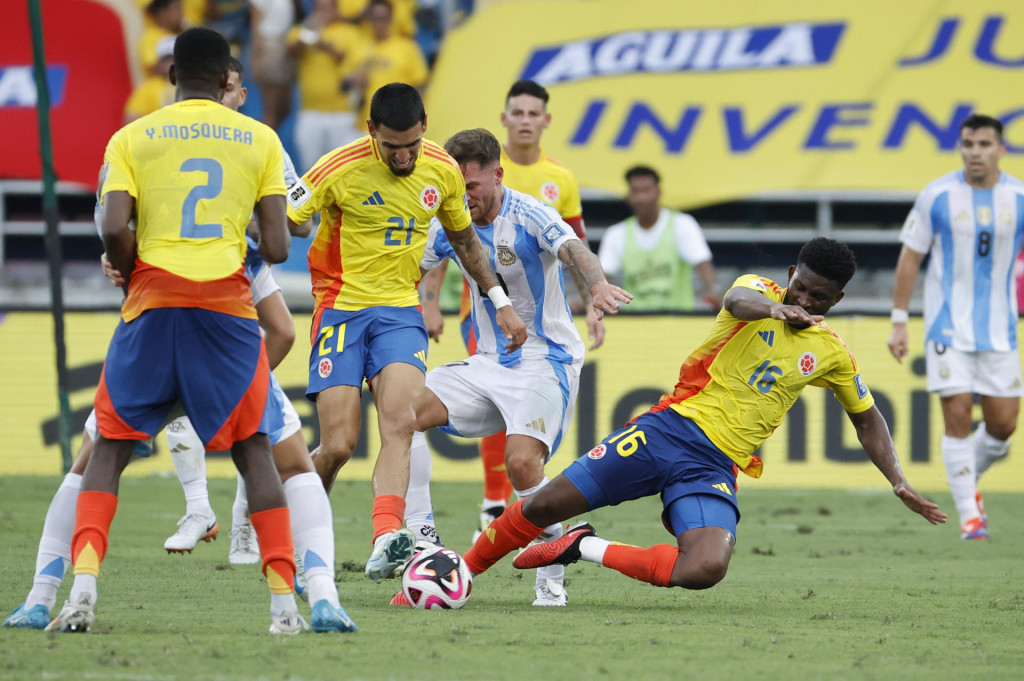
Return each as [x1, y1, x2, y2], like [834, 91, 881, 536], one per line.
[418, 261, 448, 342]
[101, 190, 137, 291]
[847, 406, 947, 525]
[255, 195, 290, 264]
[725, 286, 823, 326]
[887, 245, 926, 363]
[444, 225, 527, 352]
[558, 239, 632, 323]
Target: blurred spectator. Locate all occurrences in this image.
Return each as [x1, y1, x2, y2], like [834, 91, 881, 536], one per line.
[124, 35, 176, 123]
[286, 0, 367, 171]
[139, 0, 185, 76]
[599, 165, 720, 312]
[338, 0, 417, 37]
[414, 0, 473, 67]
[250, 0, 301, 129]
[344, 0, 429, 124]
[205, 0, 252, 50]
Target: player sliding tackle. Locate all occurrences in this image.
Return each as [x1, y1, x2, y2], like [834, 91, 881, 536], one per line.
[398, 128, 631, 606]
[463, 238, 946, 592]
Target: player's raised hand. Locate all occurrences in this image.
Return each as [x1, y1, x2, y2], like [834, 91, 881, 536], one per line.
[495, 306, 527, 353]
[589, 281, 632, 319]
[887, 325, 910, 362]
[892, 482, 947, 525]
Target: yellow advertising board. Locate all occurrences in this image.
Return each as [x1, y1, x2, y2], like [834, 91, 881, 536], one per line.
[2, 311, 1023, 492]
[426, 0, 1024, 208]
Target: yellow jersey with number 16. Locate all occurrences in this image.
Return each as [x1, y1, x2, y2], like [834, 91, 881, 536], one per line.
[101, 98, 286, 322]
[651, 274, 875, 478]
[287, 135, 470, 315]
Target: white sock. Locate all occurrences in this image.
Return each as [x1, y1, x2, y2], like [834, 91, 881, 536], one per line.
[26, 472, 81, 610]
[579, 536, 612, 564]
[167, 417, 214, 517]
[405, 431, 440, 545]
[974, 422, 1010, 480]
[284, 472, 338, 608]
[68, 573, 96, 607]
[942, 435, 979, 524]
[233, 472, 249, 529]
[270, 592, 298, 616]
[482, 497, 508, 510]
[514, 478, 565, 585]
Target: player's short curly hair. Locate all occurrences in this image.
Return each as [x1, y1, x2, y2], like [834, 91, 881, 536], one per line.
[173, 28, 229, 85]
[370, 83, 426, 131]
[797, 238, 857, 289]
[444, 129, 500, 168]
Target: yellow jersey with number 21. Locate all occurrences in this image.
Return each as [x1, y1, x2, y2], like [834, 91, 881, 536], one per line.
[288, 135, 471, 314]
[651, 274, 874, 478]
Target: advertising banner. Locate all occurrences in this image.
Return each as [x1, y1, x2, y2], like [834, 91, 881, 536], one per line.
[427, 0, 1024, 208]
[3, 311, 1022, 492]
[1, 0, 137, 189]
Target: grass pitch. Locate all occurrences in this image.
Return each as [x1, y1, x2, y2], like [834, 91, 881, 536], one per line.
[1, 475, 1023, 681]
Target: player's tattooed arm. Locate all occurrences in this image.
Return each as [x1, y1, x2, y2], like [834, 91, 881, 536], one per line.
[419, 262, 447, 342]
[559, 240, 633, 320]
[443, 225, 527, 352]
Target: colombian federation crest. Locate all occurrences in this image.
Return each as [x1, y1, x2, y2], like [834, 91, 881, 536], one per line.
[318, 358, 333, 379]
[541, 182, 560, 203]
[797, 351, 816, 376]
[587, 443, 607, 460]
[420, 185, 440, 210]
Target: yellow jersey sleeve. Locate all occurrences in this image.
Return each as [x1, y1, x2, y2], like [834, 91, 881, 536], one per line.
[433, 159, 470, 233]
[810, 326, 875, 414]
[101, 129, 137, 199]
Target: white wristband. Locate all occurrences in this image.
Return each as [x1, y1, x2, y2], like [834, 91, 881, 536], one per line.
[487, 286, 512, 309]
[890, 308, 909, 324]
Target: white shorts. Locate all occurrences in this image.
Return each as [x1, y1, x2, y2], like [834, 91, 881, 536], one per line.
[925, 340, 1024, 398]
[425, 354, 580, 460]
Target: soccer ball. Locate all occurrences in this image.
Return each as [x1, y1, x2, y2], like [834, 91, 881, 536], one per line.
[401, 546, 473, 609]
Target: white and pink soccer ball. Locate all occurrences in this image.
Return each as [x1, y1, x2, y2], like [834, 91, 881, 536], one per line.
[401, 546, 473, 609]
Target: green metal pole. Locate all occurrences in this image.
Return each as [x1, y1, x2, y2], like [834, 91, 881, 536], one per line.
[28, 0, 74, 472]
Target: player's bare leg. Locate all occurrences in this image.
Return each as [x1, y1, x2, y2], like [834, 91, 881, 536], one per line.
[362, 363, 422, 581]
[311, 385, 362, 493]
[504, 435, 568, 605]
[971, 395, 1019, 529]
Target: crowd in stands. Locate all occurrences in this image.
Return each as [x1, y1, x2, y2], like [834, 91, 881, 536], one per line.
[125, 0, 473, 168]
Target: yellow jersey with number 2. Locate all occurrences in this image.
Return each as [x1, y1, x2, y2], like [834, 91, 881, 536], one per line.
[287, 135, 471, 314]
[651, 274, 874, 478]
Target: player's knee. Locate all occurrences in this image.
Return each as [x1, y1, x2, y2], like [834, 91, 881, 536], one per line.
[504, 454, 543, 491]
[986, 420, 1017, 441]
[673, 555, 729, 590]
[317, 438, 356, 468]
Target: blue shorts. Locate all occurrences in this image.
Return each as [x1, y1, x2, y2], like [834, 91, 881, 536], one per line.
[307, 306, 428, 399]
[95, 308, 272, 451]
[563, 410, 740, 537]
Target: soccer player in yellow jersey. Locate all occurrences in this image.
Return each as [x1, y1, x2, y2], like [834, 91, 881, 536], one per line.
[460, 238, 946, 596]
[286, 83, 526, 583]
[46, 28, 303, 635]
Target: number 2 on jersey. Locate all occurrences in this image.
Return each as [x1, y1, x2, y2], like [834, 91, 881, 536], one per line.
[180, 158, 224, 239]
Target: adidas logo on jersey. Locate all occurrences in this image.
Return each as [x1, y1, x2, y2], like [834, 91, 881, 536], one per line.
[362, 191, 385, 206]
[414, 350, 426, 364]
[526, 418, 546, 433]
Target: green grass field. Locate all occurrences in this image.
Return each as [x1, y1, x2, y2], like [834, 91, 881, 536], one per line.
[2, 475, 1023, 681]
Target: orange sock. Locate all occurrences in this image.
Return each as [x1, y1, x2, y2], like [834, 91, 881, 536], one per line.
[250, 507, 296, 594]
[71, 491, 118, 577]
[480, 431, 513, 503]
[602, 543, 678, 587]
[463, 500, 543, 575]
[371, 494, 406, 542]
